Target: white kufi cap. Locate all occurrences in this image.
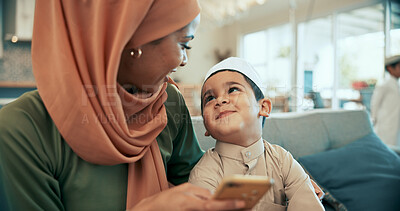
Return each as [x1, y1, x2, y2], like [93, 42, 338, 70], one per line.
[204, 57, 266, 96]
[385, 55, 400, 67]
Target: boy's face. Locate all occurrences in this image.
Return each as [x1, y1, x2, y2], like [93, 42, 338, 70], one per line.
[201, 71, 269, 146]
[388, 63, 400, 79]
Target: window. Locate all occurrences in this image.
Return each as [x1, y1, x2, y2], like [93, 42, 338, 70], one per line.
[390, 0, 400, 55]
[336, 4, 384, 109]
[243, 24, 292, 96]
[297, 16, 334, 109]
[241, 1, 395, 112]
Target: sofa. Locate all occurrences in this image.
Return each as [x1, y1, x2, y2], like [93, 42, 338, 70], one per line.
[191, 109, 400, 211]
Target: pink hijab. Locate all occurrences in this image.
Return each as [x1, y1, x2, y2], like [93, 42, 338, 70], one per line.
[31, 0, 200, 208]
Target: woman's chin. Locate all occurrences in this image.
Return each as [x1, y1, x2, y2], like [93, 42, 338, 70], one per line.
[133, 77, 167, 94]
[164, 75, 169, 83]
[144, 82, 166, 94]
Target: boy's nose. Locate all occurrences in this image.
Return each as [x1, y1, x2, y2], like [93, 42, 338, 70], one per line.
[216, 95, 229, 106]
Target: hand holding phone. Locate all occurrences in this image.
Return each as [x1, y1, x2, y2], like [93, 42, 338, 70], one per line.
[213, 175, 274, 210]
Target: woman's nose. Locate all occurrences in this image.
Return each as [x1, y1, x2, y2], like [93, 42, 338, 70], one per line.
[180, 51, 188, 67]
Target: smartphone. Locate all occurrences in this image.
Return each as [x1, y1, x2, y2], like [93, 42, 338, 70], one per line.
[213, 175, 274, 210]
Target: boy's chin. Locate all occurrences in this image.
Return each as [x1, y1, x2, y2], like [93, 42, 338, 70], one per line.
[210, 128, 241, 142]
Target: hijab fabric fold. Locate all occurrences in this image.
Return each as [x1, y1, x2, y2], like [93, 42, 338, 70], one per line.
[32, 0, 200, 209]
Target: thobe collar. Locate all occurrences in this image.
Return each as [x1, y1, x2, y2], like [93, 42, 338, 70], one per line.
[215, 138, 264, 164]
[388, 75, 400, 90]
[389, 75, 399, 82]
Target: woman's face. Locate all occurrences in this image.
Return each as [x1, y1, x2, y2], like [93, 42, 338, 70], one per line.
[118, 16, 200, 94]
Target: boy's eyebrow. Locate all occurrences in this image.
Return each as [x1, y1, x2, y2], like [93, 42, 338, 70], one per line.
[226, 81, 244, 86]
[202, 89, 212, 99]
[202, 81, 245, 99]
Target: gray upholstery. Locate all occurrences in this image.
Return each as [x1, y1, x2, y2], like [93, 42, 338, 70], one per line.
[192, 109, 374, 158]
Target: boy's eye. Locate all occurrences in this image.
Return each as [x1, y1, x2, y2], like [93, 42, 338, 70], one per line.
[204, 95, 215, 104]
[228, 87, 240, 93]
[181, 43, 192, 50]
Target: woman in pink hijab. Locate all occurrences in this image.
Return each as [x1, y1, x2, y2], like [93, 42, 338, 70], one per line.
[0, 0, 245, 210]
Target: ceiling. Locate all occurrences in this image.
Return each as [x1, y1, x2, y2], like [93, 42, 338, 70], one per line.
[200, 0, 399, 38]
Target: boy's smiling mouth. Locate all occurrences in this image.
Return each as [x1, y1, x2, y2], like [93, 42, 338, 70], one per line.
[216, 110, 236, 119]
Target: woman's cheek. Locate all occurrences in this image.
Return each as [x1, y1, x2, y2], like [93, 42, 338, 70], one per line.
[176, 50, 185, 67]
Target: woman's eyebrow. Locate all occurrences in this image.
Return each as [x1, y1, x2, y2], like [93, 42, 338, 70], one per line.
[184, 35, 194, 40]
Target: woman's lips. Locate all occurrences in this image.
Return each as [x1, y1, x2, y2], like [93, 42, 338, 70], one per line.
[216, 111, 235, 119]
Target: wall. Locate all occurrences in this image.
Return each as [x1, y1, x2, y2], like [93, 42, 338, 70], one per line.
[0, 0, 3, 58]
[0, 41, 34, 82]
[173, 22, 239, 84]
[1, 0, 35, 83]
[174, 0, 375, 85]
[0, 0, 376, 86]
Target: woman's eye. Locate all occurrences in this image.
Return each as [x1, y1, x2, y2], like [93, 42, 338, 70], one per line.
[181, 43, 192, 50]
[204, 95, 215, 104]
[228, 87, 240, 93]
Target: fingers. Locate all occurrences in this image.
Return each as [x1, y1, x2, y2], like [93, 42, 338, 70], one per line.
[182, 195, 245, 211]
[178, 183, 213, 200]
[203, 199, 246, 211]
[310, 180, 322, 194]
[318, 191, 325, 200]
[310, 179, 318, 189]
[176, 183, 246, 210]
[131, 183, 246, 211]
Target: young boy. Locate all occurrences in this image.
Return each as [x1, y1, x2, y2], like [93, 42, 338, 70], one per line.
[371, 55, 400, 146]
[189, 57, 324, 210]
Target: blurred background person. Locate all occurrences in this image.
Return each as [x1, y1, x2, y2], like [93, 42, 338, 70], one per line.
[371, 55, 400, 146]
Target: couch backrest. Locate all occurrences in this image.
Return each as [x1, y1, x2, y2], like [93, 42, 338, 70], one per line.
[191, 109, 373, 158]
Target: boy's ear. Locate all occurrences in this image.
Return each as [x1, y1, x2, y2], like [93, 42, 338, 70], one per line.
[205, 130, 211, 136]
[258, 98, 272, 117]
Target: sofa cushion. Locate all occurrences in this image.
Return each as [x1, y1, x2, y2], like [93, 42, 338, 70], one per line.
[191, 116, 216, 151]
[321, 110, 373, 149]
[298, 133, 400, 211]
[271, 113, 330, 158]
[262, 118, 282, 146]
